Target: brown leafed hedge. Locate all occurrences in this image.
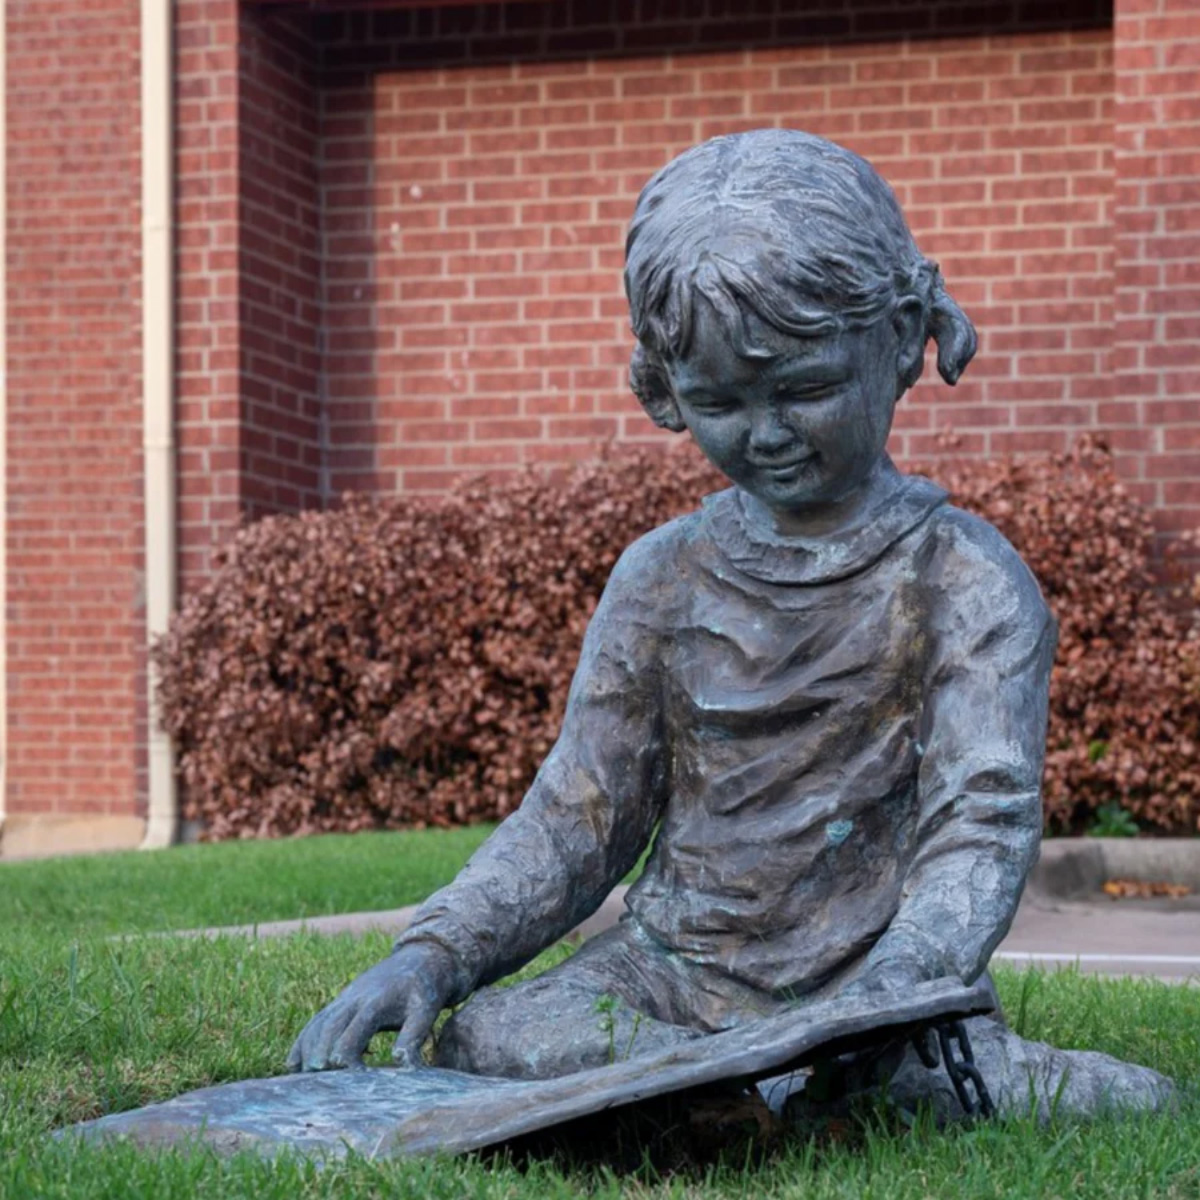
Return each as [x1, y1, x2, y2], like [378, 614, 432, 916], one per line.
[153, 439, 1200, 839]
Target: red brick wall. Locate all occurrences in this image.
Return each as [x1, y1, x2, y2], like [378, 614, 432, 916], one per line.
[239, 6, 325, 519]
[175, 0, 241, 592]
[5, 0, 326, 825]
[314, 0, 1118, 496]
[6, 0, 144, 818]
[11, 0, 1200, 830]
[1113, 0, 1200, 536]
[176, 2, 325, 587]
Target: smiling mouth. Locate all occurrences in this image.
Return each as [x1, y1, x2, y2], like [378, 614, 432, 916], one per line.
[752, 453, 816, 476]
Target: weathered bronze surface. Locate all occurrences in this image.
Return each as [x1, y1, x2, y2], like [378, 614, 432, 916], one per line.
[68, 129, 1174, 1155]
[71, 980, 995, 1157]
[291, 130, 1050, 1082]
[284, 130, 1171, 1123]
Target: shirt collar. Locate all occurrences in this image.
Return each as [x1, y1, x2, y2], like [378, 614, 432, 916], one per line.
[700, 464, 948, 586]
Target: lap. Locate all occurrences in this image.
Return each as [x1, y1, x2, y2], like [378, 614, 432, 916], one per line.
[432, 941, 1172, 1124]
[434, 921, 779, 1079]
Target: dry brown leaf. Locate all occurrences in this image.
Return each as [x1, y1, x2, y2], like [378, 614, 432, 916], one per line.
[1102, 879, 1193, 900]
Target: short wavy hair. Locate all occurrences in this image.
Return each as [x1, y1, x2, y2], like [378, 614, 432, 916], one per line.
[624, 129, 976, 431]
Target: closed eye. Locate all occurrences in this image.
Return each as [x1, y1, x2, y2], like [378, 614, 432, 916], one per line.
[777, 384, 838, 403]
[684, 394, 740, 415]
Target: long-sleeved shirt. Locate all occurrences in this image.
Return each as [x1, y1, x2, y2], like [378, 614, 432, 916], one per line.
[396, 467, 1057, 1007]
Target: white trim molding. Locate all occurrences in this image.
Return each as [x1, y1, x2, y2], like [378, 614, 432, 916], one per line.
[139, 0, 178, 849]
[0, 0, 8, 848]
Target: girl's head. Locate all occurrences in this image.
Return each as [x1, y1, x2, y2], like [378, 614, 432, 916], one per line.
[623, 129, 977, 515]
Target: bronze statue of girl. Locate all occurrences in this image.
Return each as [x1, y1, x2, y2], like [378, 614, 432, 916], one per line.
[288, 130, 1170, 1121]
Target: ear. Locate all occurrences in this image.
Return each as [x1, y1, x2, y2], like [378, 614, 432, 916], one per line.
[892, 296, 927, 396]
[630, 343, 687, 433]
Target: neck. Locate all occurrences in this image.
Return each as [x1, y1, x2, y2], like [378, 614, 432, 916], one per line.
[742, 458, 901, 538]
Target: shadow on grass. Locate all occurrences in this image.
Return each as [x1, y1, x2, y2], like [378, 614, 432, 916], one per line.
[483, 1083, 906, 1181]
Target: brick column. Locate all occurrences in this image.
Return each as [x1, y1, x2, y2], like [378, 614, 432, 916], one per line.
[175, 0, 241, 592]
[1113, 0, 1200, 537]
[176, 2, 323, 590]
[2, 1, 323, 850]
[238, 4, 323, 522]
[4, 0, 145, 847]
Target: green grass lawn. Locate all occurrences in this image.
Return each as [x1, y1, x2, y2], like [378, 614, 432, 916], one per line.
[2, 835, 1199, 1198]
[0, 826, 495, 936]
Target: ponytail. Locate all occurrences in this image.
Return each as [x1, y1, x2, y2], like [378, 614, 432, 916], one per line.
[927, 266, 977, 386]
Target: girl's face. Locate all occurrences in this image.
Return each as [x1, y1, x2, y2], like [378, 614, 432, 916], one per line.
[665, 300, 905, 519]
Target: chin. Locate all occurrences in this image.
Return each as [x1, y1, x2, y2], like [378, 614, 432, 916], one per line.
[752, 477, 831, 511]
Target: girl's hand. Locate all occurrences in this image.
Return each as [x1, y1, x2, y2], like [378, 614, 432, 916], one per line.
[286, 940, 459, 1072]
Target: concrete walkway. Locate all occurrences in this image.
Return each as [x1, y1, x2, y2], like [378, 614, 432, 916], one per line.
[181, 887, 1200, 983]
[997, 892, 1200, 981]
[174, 890, 631, 946]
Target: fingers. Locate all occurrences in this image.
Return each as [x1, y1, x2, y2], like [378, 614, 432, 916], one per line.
[328, 1002, 391, 1070]
[392, 984, 443, 1069]
[290, 999, 359, 1072]
[287, 946, 454, 1073]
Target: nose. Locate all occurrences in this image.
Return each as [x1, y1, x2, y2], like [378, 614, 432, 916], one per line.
[747, 403, 797, 458]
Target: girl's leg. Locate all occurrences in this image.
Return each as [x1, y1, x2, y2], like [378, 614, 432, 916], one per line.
[882, 1015, 1173, 1122]
[433, 925, 704, 1079]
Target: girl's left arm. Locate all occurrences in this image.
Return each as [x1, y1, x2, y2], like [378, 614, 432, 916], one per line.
[855, 522, 1057, 990]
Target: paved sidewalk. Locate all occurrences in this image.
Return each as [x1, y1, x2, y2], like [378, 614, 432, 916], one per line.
[182, 887, 1200, 983]
[997, 892, 1200, 982]
[175, 890, 631, 946]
